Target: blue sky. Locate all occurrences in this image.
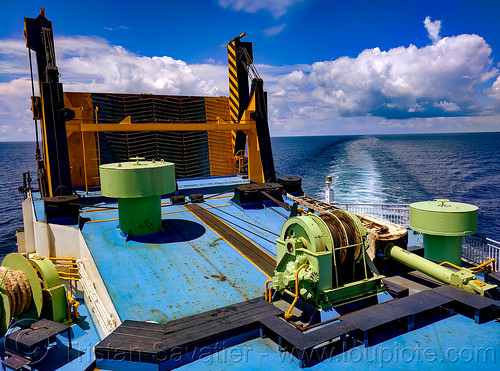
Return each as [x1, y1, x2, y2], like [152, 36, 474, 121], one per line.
[1, 0, 500, 140]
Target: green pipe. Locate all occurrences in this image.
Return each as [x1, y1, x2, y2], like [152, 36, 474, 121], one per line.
[385, 244, 453, 284]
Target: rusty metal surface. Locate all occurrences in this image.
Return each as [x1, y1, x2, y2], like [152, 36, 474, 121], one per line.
[81, 201, 269, 323]
[185, 204, 277, 277]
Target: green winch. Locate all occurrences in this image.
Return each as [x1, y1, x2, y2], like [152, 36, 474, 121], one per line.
[0, 253, 70, 336]
[271, 210, 386, 312]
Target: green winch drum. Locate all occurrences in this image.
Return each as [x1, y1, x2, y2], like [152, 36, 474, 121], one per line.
[409, 199, 478, 265]
[99, 158, 176, 236]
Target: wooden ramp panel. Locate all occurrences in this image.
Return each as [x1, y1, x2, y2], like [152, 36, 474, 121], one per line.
[340, 301, 407, 333]
[386, 290, 453, 316]
[382, 278, 409, 298]
[339, 289, 456, 346]
[261, 315, 355, 351]
[260, 315, 355, 368]
[385, 290, 453, 331]
[95, 321, 168, 364]
[2, 352, 31, 371]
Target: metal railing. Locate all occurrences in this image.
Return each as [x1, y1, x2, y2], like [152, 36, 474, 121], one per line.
[462, 235, 500, 272]
[330, 202, 499, 271]
[331, 202, 410, 228]
[78, 260, 116, 336]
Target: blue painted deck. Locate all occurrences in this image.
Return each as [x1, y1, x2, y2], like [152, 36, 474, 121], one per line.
[81, 194, 271, 323]
[33, 181, 498, 369]
[183, 314, 500, 369]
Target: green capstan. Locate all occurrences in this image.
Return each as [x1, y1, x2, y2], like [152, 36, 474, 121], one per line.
[99, 158, 176, 236]
[272, 210, 386, 310]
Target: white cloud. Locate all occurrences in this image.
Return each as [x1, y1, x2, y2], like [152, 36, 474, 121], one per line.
[0, 39, 26, 57]
[278, 70, 307, 89]
[434, 101, 460, 112]
[1, 17, 500, 141]
[103, 25, 130, 31]
[0, 39, 31, 76]
[0, 36, 223, 140]
[52, 36, 220, 96]
[190, 63, 228, 95]
[276, 31, 498, 120]
[0, 78, 36, 140]
[218, 0, 302, 17]
[424, 16, 442, 44]
[486, 76, 500, 101]
[263, 24, 286, 37]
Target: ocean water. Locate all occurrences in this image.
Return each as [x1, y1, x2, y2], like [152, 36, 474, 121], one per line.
[0, 141, 37, 259]
[0, 133, 499, 259]
[272, 132, 500, 240]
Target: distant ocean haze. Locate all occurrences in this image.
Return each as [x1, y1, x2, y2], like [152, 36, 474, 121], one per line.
[0, 132, 499, 259]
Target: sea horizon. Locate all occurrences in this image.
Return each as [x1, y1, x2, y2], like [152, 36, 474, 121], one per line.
[1, 132, 499, 260]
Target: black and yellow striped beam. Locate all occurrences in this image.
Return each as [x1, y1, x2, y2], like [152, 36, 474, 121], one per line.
[227, 40, 239, 125]
[227, 34, 252, 156]
[227, 40, 240, 152]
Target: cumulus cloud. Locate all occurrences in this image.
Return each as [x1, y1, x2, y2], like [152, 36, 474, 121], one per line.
[218, 0, 302, 17]
[0, 36, 223, 140]
[424, 16, 442, 44]
[53, 36, 220, 96]
[276, 31, 498, 120]
[1, 17, 500, 140]
[486, 76, 500, 101]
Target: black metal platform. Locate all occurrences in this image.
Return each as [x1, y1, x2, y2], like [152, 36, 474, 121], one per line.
[260, 315, 355, 367]
[385, 289, 453, 329]
[382, 278, 409, 298]
[96, 296, 281, 365]
[95, 285, 500, 369]
[432, 285, 498, 323]
[2, 319, 71, 370]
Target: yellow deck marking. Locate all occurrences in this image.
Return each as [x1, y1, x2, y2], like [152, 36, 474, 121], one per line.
[83, 207, 117, 213]
[161, 204, 230, 215]
[87, 217, 118, 223]
[87, 204, 230, 223]
[184, 205, 273, 278]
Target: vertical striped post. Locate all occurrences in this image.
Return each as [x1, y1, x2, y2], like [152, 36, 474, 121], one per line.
[227, 40, 239, 151]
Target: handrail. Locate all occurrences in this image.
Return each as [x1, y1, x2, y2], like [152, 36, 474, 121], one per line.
[328, 202, 499, 271]
[78, 260, 116, 335]
[462, 235, 500, 271]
